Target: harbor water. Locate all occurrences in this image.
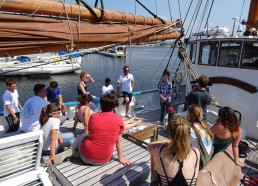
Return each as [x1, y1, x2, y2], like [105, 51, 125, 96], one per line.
[0, 47, 179, 109]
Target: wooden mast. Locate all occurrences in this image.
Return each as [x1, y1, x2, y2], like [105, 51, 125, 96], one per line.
[246, 0, 258, 31]
[0, 0, 174, 26]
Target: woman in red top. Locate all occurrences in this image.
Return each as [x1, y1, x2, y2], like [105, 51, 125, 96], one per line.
[72, 94, 131, 166]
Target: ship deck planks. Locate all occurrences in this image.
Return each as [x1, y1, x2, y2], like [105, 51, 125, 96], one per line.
[53, 116, 156, 186]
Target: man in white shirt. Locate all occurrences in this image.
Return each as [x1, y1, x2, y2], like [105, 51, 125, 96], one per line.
[21, 83, 49, 132]
[102, 78, 115, 95]
[117, 66, 134, 117]
[2, 79, 23, 133]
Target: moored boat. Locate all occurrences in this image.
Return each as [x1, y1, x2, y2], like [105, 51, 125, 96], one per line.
[97, 46, 127, 57]
[0, 53, 82, 76]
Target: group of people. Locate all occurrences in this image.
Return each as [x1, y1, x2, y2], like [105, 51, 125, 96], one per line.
[151, 73, 244, 185]
[2, 65, 142, 166]
[2, 67, 244, 183]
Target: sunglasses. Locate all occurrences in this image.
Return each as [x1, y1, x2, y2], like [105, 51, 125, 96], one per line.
[124, 69, 130, 72]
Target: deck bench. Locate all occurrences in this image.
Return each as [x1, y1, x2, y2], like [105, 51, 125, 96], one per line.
[0, 130, 52, 186]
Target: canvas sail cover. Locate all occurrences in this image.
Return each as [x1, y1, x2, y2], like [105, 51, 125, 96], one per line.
[0, 0, 181, 57]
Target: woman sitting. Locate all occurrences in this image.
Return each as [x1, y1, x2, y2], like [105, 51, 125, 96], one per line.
[187, 104, 213, 169]
[211, 106, 244, 167]
[147, 116, 200, 186]
[56, 94, 131, 166]
[40, 103, 75, 165]
[69, 94, 94, 134]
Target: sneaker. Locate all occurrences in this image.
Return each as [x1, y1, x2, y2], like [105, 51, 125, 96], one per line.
[53, 148, 73, 165]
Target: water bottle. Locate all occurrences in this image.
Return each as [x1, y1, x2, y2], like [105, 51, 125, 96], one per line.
[168, 107, 175, 122]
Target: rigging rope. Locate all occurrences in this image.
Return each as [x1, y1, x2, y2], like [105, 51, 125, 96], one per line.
[188, 0, 203, 36]
[167, 0, 173, 21]
[63, 0, 74, 50]
[135, 0, 166, 24]
[239, 0, 246, 22]
[196, 0, 209, 33]
[75, 0, 99, 22]
[204, 0, 214, 29]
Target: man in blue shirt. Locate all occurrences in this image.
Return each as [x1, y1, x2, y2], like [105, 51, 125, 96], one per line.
[46, 81, 63, 105]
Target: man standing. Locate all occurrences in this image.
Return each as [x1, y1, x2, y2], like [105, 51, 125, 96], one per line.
[46, 81, 63, 105]
[185, 75, 212, 120]
[21, 84, 49, 132]
[117, 66, 134, 117]
[2, 79, 23, 133]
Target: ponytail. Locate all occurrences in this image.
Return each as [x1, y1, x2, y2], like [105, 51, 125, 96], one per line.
[40, 106, 50, 126]
[39, 103, 60, 126]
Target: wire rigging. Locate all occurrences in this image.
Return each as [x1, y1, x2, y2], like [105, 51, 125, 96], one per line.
[204, 0, 215, 29]
[167, 0, 173, 21]
[186, 0, 202, 37]
[197, 0, 209, 32]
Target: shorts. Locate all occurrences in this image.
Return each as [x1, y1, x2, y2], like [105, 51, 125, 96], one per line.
[122, 91, 132, 103]
[5, 112, 20, 133]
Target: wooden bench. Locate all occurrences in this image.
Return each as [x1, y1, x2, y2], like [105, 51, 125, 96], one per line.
[52, 137, 151, 186]
[0, 130, 52, 186]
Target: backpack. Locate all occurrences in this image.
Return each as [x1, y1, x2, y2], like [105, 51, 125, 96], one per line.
[191, 127, 212, 169]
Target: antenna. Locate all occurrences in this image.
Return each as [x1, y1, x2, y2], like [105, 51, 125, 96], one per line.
[231, 17, 239, 36]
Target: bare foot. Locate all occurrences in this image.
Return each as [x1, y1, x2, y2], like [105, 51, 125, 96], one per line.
[127, 115, 135, 123]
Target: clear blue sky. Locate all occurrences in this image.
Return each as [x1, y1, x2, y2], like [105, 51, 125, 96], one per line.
[67, 0, 250, 34]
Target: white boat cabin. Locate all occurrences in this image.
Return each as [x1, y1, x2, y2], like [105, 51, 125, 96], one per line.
[188, 36, 258, 140]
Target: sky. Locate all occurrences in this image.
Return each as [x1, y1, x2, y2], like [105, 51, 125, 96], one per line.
[66, 0, 250, 35]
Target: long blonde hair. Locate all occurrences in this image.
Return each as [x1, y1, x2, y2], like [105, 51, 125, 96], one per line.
[162, 116, 191, 161]
[188, 104, 213, 140]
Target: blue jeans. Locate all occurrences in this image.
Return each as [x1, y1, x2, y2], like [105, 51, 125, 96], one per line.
[90, 96, 100, 111]
[160, 101, 170, 122]
[59, 132, 75, 147]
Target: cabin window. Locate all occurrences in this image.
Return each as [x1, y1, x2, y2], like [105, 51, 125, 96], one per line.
[198, 42, 218, 65]
[190, 43, 197, 64]
[218, 42, 241, 67]
[241, 42, 258, 69]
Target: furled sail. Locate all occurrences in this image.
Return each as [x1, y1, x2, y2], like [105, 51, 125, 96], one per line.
[0, 0, 181, 57]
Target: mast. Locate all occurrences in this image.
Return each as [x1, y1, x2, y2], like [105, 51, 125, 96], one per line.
[246, 0, 258, 31]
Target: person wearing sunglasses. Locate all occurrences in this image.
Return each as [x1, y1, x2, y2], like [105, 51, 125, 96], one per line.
[117, 66, 134, 118]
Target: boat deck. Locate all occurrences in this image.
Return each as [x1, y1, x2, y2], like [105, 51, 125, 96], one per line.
[54, 111, 162, 186]
[52, 110, 258, 186]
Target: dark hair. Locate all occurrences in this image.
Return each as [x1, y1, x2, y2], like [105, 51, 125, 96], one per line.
[77, 94, 93, 105]
[100, 94, 118, 112]
[49, 81, 58, 88]
[39, 103, 60, 126]
[218, 106, 240, 133]
[33, 84, 46, 95]
[105, 78, 111, 83]
[162, 70, 170, 77]
[6, 79, 16, 87]
[123, 66, 129, 71]
[198, 75, 209, 88]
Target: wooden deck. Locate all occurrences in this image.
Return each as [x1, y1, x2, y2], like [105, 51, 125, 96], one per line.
[53, 110, 258, 186]
[53, 114, 160, 186]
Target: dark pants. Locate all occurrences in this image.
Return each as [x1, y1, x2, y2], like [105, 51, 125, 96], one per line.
[5, 112, 20, 133]
[160, 102, 170, 122]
